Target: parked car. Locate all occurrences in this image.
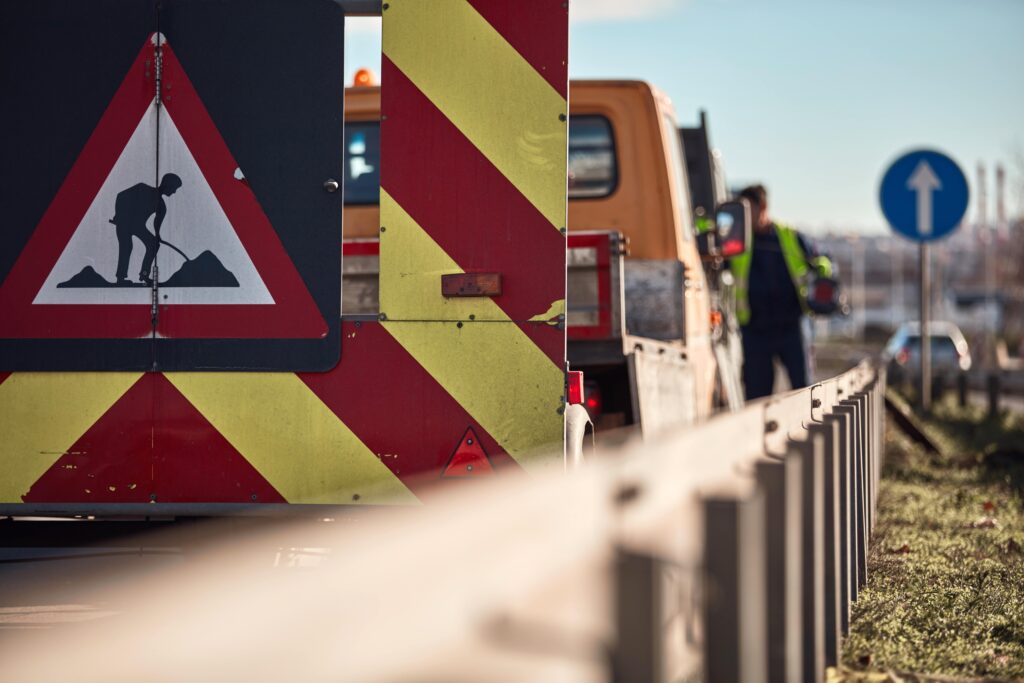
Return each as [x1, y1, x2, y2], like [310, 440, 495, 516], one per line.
[883, 321, 972, 383]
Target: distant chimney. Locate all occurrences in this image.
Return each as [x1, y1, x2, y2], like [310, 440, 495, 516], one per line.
[976, 162, 988, 243]
[995, 163, 1007, 241]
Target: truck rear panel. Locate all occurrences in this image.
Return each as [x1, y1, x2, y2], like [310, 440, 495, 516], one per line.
[0, 0, 569, 514]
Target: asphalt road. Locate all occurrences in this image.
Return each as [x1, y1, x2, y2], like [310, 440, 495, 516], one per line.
[0, 546, 184, 629]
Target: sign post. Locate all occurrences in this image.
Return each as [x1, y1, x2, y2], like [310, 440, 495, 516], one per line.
[880, 149, 969, 410]
[919, 243, 930, 408]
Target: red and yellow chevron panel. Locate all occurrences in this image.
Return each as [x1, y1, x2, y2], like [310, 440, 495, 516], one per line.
[0, 0, 568, 510]
[378, 0, 568, 469]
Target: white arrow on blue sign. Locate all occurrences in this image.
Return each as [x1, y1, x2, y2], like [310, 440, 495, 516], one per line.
[879, 149, 969, 242]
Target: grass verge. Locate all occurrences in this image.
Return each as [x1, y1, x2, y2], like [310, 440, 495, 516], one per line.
[836, 394, 1024, 680]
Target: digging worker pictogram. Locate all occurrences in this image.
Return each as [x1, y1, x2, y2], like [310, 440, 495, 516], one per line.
[109, 173, 182, 285]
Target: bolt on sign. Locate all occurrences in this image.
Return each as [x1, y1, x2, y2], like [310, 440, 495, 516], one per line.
[0, 0, 343, 371]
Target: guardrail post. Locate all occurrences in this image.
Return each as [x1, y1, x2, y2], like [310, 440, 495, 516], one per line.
[856, 391, 874, 545]
[957, 371, 968, 408]
[613, 548, 663, 683]
[703, 483, 768, 683]
[794, 434, 825, 682]
[756, 455, 803, 683]
[809, 420, 842, 666]
[856, 394, 869, 586]
[829, 407, 856, 616]
[875, 376, 885, 495]
[861, 387, 873, 535]
[837, 399, 868, 591]
[854, 392, 872, 535]
[868, 382, 881, 519]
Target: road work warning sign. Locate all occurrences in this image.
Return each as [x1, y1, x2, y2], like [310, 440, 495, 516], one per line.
[0, 2, 344, 371]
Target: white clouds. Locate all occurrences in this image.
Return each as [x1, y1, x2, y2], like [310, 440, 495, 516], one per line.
[570, 0, 684, 22]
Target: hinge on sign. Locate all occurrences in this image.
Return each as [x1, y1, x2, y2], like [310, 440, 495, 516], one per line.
[151, 265, 159, 324]
[154, 37, 163, 106]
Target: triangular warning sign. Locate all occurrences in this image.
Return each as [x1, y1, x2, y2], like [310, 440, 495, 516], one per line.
[0, 34, 326, 339]
[442, 427, 495, 478]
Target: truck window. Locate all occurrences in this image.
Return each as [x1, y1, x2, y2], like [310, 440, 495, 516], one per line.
[344, 122, 381, 205]
[342, 117, 616, 204]
[568, 116, 617, 199]
[661, 113, 695, 240]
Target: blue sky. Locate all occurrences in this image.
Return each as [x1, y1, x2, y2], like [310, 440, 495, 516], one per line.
[344, 0, 1024, 233]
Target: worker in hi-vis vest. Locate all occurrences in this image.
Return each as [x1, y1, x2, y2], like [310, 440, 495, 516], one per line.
[729, 184, 834, 400]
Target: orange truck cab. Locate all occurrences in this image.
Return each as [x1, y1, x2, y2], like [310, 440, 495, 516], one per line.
[341, 79, 740, 436]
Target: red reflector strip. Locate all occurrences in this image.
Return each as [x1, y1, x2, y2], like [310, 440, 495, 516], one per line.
[441, 273, 502, 297]
[567, 370, 584, 405]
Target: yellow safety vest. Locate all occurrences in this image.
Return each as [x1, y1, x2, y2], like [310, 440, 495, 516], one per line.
[729, 224, 832, 326]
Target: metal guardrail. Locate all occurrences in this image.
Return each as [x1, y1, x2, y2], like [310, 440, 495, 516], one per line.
[611, 359, 883, 682]
[0, 362, 884, 683]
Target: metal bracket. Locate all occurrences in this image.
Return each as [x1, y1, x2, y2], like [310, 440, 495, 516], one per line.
[762, 400, 782, 457]
[808, 383, 824, 424]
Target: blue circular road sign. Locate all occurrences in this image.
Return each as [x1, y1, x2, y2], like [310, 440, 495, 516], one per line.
[879, 149, 968, 242]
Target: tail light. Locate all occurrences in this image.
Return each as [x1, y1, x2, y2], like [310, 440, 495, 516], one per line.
[812, 280, 835, 302]
[567, 371, 584, 405]
[583, 381, 602, 418]
[896, 348, 909, 365]
[721, 239, 744, 257]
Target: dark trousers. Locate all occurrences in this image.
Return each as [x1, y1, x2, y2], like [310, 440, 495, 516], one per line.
[741, 323, 808, 400]
[115, 223, 159, 281]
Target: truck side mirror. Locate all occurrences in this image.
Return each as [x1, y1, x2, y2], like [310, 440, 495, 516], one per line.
[716, 199, 751, 258]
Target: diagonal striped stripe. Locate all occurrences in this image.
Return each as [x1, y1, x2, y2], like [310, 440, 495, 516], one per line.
[299, 321, 522, 495]
[466, 0, 569, 99]
[381, 188, 506, 323]
[380, 58, 565, 325]
[165, 372, 416, 505]
[378, 191, 564, 467]
[382, 319, 565, 470]
[383, 0, 567, 231]
[0, 372, 142, 502]
[380, 187, 564, 368]
[21, 374, 288, 505]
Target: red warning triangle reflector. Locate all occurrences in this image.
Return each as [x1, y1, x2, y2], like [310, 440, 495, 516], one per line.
[442, 427, 494, 478]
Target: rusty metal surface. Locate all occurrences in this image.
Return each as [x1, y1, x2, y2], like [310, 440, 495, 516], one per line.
[441, 273, 502, 298]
